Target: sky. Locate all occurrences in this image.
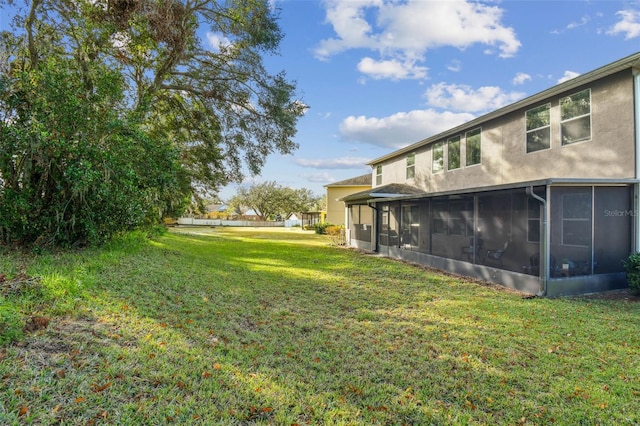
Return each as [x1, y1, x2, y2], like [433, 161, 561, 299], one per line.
[218, 0, 640, 201]
[2, 1, 639, 202]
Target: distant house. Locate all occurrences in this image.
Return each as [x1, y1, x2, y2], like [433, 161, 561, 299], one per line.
[342, 52, 640, 297]
[204, 204, 228, 219]
[242, 209, 259, 221]
[324, 174, 372, 225]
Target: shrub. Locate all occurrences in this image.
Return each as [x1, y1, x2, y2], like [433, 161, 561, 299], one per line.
[0, 58, 189, 248]
[622, 252, 640, 295]
[313, 222, 333, 235]
[325, 225, 345, 246]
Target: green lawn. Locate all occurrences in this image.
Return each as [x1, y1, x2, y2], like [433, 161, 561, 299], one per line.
[1, 227, 639, 425]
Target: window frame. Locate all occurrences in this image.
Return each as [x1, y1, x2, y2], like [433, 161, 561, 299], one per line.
[527, 198, 541, 243]
[406, 153, 416, 180]
[375, 165, 382, 186]
[525, 103, 551, 153]
[465, 128, 482, 166]
[432, 141, 444, 174]
[560, 89, 591, 146]
[447, 136, 461, 170]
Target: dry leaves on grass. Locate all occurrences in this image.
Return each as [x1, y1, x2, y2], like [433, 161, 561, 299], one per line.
[0, 273, 42, 297]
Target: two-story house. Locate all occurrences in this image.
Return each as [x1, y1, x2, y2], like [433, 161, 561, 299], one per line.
[342, 52, 640, 297]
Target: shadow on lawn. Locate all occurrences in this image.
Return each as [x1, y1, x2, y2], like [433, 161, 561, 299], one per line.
[4, 229, 640, 424]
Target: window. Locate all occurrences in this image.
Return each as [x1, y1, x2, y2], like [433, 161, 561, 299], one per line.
[432, 202, 447, 234]
[562, 192, 591, 246]
[526, 104, 551, 153]
[406, 153, 415, 179]
[449, 201, 473, 236]
[401, 205, 420, 249]
[447, 136, 461, 170]
[561, 89, 591, 145]
[466, 128, 481, 166]
[527, 198, 540, 242]
[375, 165, 382, 186]
[432, 142, 443, 173]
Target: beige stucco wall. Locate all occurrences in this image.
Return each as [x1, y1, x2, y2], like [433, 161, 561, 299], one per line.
[326, 186, 371, 225]
[374, 70, 636, 193]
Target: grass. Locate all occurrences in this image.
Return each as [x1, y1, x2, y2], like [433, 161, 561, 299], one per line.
[1, 227, 639, 425]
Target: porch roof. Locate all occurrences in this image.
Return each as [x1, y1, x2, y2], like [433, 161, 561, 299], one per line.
[340, 183, 427, 203]
[343, 178, 639, 204]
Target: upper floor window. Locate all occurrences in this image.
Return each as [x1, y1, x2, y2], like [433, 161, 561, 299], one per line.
[466, 128, 481, 166]
[447, 136, 461, 170]
[526, 103, 551, 153]
[561, 89, 591, 145]
[406, 153, 415, 179]
[375, 165, 382, 186]
[432, 142, 444, 173]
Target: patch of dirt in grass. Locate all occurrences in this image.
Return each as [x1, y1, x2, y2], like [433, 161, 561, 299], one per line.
[0, 272, 42, 297]
[12, 316, 131, 369]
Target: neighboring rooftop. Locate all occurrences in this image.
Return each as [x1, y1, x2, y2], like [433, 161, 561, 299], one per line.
[324, 173, 372, 188]
[340, 183, 426, 202]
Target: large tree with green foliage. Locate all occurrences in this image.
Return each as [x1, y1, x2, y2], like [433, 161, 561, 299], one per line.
[229, 181, 321, 221]
[0, 0, 304, 246]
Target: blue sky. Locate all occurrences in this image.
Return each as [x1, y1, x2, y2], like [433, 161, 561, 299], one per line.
[2, 1, 639, 202]
[219, 0, 640, 201]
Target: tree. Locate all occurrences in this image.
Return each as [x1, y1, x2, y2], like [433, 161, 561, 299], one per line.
[0, 55, 189, 245]
[278, 186, 319, 219]
[229, 181, 321, 221]
[0, 0, 304, 246]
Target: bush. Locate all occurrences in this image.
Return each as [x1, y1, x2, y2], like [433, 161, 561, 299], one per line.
[325, 225, 346, 246]
[313, 222, 333, 235]
[0, 58, 189, 248]
[623, 252, 640, 295]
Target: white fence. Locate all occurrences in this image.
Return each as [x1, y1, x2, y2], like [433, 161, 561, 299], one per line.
[177, 218, 302, 228]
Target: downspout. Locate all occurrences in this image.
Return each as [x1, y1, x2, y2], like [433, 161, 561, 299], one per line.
[526, 187, 548, 297]
[634, 69, 640, 251]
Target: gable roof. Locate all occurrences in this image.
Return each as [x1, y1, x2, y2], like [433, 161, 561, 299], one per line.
[340, 183, 426, 203]
[368, 51, 640, 166]
[324, 173, 372, 188]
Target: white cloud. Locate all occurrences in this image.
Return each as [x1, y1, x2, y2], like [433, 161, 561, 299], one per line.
[339, 109, 475, 149]
[423, 83, 526, 113]
[111, 32, 131, 51]
[447, 60, 462, 72]
[206, 31, 232, 52]
[314, 0, 380, 59]
[315, 0, 521, 67]
[567, 15, 590, 31]
[558, 71, 580, 84]
[512, 72, 532, 85]
[295, 157, 372, 169]
[299, 172, 338, 183]
[608, 9, 640, 39]
[357, 57, 428, 80]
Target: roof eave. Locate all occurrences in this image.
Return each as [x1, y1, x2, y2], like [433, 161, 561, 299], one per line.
[359, 178, 640, 203]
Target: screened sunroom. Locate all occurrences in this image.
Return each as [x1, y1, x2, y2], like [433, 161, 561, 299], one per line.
[345, 179, 636, 296]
